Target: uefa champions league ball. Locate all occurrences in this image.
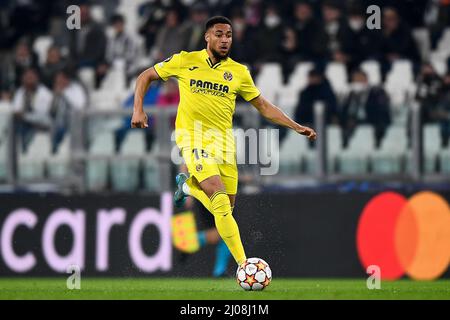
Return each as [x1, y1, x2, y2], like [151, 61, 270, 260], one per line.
[236, 257, 272, 291]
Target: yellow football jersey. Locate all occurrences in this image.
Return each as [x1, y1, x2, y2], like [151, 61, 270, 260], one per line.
[153, 49, 260, 154]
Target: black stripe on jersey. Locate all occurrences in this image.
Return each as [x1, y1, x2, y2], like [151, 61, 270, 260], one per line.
[206, 57, 221, 69]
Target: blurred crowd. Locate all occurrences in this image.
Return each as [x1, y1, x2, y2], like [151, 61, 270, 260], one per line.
[0, 0, 450, 151]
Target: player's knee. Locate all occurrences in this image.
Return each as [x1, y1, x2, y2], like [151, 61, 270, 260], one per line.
[200, 176, 224, 197]
[209, 191, 232, 217]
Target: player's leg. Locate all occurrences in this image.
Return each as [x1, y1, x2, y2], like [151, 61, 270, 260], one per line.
[174, 150, 212, 211]
[198, 175, 246, 265]
[194, 200, 231, 277]
[176, 148, 246, 265]
[211, 194, 235, 277]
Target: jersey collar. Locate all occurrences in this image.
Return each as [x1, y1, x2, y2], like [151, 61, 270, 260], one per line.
[201, 49, 228, 69]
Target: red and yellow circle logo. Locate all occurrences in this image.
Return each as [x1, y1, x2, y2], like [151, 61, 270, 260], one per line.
[356, 191, 450, 280]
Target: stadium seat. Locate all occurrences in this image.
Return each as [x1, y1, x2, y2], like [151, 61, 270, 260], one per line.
[47, 134, 71, 179]
[360, 60, 382, 86]
[371, 125, 407, 174]
[429, 28, 450, 77]
[423, 124, 442, 173]
[90, 89, 117, 110]
[276, 62, 315, 118]
[433, 27, 450, 59]
[85, 131, 115, 191]
[337, 125, 375, 175]
[0, 139, 8, 182]
[110, 130, 145, 192]
[384, 60, 415, 107]
[117, 0, 148, 36]
[256, 63, 283, 102]
[0, 111, 12, 181]
[286, 62, 314, 93]
[326, 125, 343, 173]
[78, 67, 96, 93]
[302, 125, 344, 175]
[429, 53, 448, 76]
[279, 129, 308, 175]
[143, 142, 160, 192]
[405, 124, 442, 174]
[0, 111, 11, 144]
[19, 132, 52, 180]
[412, 28, 431, 61]
[277, 86, 299, 118]
[325, 62, 349, 97]
[439, 144, 450, 175]
[33, 36, 53, 66]
[100, 60, 127, 94]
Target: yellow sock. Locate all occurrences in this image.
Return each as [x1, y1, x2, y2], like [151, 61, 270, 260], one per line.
[209, 191, 246, 265]
[185, 177, 212, 212]
[184, 177, 246, 265]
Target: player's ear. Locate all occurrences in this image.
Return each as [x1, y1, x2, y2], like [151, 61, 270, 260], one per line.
[205, 31, 209, 42]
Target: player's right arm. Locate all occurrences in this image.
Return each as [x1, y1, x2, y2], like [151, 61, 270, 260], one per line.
[131, 67, 160, 128]
[131, 53, 182, 128]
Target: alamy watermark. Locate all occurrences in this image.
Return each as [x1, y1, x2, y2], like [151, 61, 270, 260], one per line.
[66, 5, 81, 30]
[366, 5, 381, 30]
[66, 264, 81, 290]
[170, 122, 280, 175]
[366, 265, 381, 290]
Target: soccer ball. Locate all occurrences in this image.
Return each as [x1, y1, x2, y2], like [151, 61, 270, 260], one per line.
[236, 257, 272, 291]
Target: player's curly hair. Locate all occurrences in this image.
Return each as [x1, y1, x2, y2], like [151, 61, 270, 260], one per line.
[205, 16, 232, 32]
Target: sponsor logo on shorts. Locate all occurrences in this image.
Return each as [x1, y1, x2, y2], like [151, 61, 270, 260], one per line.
[196, 164, 203, 172]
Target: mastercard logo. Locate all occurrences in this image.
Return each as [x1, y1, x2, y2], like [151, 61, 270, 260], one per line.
[356, 191, 450, 280]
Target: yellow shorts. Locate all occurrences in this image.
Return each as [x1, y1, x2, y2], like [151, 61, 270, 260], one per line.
[181, 147, 238, 195]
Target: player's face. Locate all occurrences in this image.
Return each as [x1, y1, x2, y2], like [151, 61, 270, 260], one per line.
[206, 24, 232, 59]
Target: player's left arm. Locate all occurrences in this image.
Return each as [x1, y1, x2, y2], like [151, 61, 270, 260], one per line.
[250, 95, 317, 140]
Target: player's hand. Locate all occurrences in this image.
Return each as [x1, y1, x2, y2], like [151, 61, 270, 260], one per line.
[296, 125, 317, 140]
[131, 110, 149, 128]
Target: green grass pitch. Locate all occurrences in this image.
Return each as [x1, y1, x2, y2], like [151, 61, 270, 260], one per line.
[0, 278, 449, 300]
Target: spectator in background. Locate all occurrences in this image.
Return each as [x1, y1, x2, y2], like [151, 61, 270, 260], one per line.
[435, 72, 450, 146]
[291, 0, 327, 62]
[254, 3, 284, 63]
[12, 68, 53, 151]
[156, 78, 179, 107]
[41, 45, 67, 88]
[340, 69, 391, 146]
[181, 2, 209, 52]
[68, 3, 107, 87]
[13, 40, 38, 88]
[0, 89, 13, 113]
[242, 0, 264, 28]
[379, 7, 420, 78]
[106, 14, 138, 82]
[294, 68, 338, 129]
[138, 0, 174, 52]
[346, 5, 382, 71]
[156, 78, 180, 129]
[7, 0, 51, 44]
[229, 8, 256, 64]
[415, 63, 443, 125]
[49, 69, 87, 151]
[321, 1, 354, 63]
[153, 9, 185, 61]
